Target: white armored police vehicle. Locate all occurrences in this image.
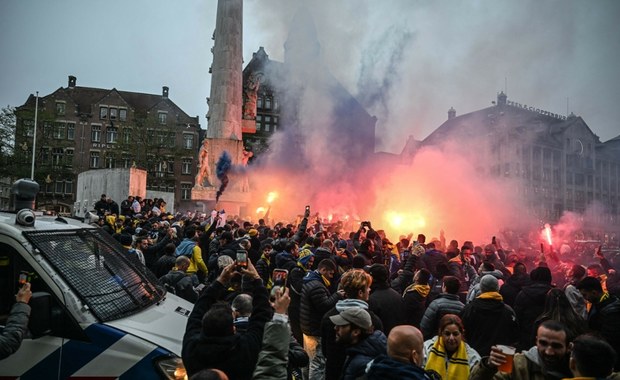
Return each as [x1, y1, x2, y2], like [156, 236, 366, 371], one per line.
[0, 179, 191, 379]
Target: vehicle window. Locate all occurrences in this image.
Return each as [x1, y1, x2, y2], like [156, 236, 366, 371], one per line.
[22, 229, 164, 322]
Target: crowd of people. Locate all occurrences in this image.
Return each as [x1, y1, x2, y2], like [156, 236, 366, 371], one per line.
[81, 195, 620, 380]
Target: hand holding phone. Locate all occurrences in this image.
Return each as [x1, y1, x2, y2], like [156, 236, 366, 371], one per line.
[236, 250, 248, 271]
[272, 268, 289, 287]
[18, 271, 31, 286]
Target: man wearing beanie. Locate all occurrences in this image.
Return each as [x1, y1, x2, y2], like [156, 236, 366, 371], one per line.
[460, 274, 518, 356]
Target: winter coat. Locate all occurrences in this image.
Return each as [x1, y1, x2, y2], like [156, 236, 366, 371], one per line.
[321, 299, 384, 380]
[275, 251, 297, 272]
[460, 293, 519, 357]
[367, 354, 441, 380]
[588, 294, 620, 370]
[313, 247, 335, 267]
[469, 346, 572, 380]
[0, 302, 31, 360]
[153, 254, 177, 278]
[341, 330, 387, 380]
[182, 278, 270, 379]
[448, 257, 476, 292]
[252, 318, 290, 380]
[513, 282, 553, 351]
[369, 283, 404, 335]
[402, 285, 429, 327]
[299, 270, 341, 336]
[499, 273, 531, 307]
[158, 270, 198, 303]
[288, 265, 308, 343]
[420, 293, 465, 339]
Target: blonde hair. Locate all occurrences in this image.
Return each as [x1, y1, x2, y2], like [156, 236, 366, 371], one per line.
[340, 269, 372, 298]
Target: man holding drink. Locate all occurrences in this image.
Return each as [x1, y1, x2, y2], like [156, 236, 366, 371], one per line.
[469, 320, 572, 379]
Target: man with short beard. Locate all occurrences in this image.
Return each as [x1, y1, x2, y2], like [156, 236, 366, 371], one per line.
[469, 320, 572, 380]
[330, 307, 386, 380]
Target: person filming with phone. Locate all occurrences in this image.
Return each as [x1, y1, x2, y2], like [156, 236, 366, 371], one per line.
[182, 258, 271, 379]
[1, 282, 32, 359]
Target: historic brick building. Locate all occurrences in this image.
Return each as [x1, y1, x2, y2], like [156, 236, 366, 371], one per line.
[14, 76, 201, 212]
[413, 92, 620, 226]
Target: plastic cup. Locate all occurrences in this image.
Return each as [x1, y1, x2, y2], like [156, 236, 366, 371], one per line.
[497, 345, 516, 373]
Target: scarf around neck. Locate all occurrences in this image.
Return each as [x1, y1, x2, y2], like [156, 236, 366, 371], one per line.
[404, 284, 431, 298]
[477, 291, 503, 301]
[425, 336, 470, 380]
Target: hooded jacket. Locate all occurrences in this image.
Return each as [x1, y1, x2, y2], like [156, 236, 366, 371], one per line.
[182, 278, 270, 379]
[469, 346, 572, 380]
[367, 354, 441, 380]
[460, 293, 518, 357]
[513, 282, 553, 350]
[499, 273, 532, 307]
[342, 330, 387, 380]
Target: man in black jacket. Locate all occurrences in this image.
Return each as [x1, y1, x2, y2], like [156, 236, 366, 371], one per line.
[577, 276, 620, 370]
[300, 259, 344, 380]
[460, 274, 518, 357]
[182, 260, 270, 379]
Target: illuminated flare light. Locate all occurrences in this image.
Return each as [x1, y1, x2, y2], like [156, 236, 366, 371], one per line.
[256, 207, 266, 214]
[385, 211, 426, 230]
[544, 223, 553, 246]
[266, 191, 278, 204]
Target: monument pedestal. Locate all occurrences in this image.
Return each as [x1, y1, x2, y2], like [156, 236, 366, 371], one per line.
[191, 138, 251, 216]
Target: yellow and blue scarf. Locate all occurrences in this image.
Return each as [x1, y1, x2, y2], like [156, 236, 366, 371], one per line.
[425, 337, 470, 379]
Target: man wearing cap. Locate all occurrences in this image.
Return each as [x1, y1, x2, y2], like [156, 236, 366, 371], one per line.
[330, 307, 387, 380]
[460, 274, 518, 357]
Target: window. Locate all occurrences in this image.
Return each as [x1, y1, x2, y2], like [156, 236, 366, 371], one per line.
[90, 151, 100, 168]
[100, 107, 108, 120]
[105, 154, 115, 169]
[181, 183, 192, 200]
[23, 120, 34, 137]
[53, 122, 65, 139]
[264, 116, 271, 132]
[67, 123, 75, 140]
[157, 131, 166, 146]
[256, 115, 262, 131]
[167, 158, 174, 173]
[122, 153, 132, 169]
[183, 134, 194, 149]
[119, 108, 127, 121]
[91, 125, 101, 142]
[273, 97, 278, 110]
[146, 129, 154, 144]
[156, 161, 167, 177]
[65, 180, 73, 195]
[158, 112, 167, 125]
[43, 122, 53, 138]
[40, 147, 50, 162]
[56, 102, 66, 115]
[109, 107, 117, 120]
[52, 148, 63, 166]
[65, 148, 74, 167]
[55, 180, 64, 194]
[122, 128, 132, 144]
[257, 97, 263, 108]
[265, 97, 272, 109]
[182, 158, 192, 174]
[168, 132, 176, 148]
[106, 127, 118, 143]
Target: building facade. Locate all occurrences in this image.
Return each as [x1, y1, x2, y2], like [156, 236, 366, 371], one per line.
[14, 76, 201, 213]
[417, 92, 620, 226]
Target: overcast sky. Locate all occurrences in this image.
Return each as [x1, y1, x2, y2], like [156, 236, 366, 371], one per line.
[1, 0, 619, 153]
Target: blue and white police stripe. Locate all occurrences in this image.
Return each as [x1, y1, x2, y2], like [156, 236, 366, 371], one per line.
[0, 323, 171, 379]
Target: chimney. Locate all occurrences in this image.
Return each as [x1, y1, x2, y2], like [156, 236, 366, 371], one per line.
[448, 107, 456, 120]
[497, 91, 507, 106]
[68, 75, 77, 88]
[162, 86, 169, 98]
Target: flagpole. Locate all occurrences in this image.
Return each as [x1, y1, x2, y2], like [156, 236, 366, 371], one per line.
[30, 91, 39, 180]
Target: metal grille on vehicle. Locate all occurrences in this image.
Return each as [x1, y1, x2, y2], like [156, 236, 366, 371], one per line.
[23, 229, 164, 322]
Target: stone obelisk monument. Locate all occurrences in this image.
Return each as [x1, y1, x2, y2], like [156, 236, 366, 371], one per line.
[192, 0, 250, 215]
